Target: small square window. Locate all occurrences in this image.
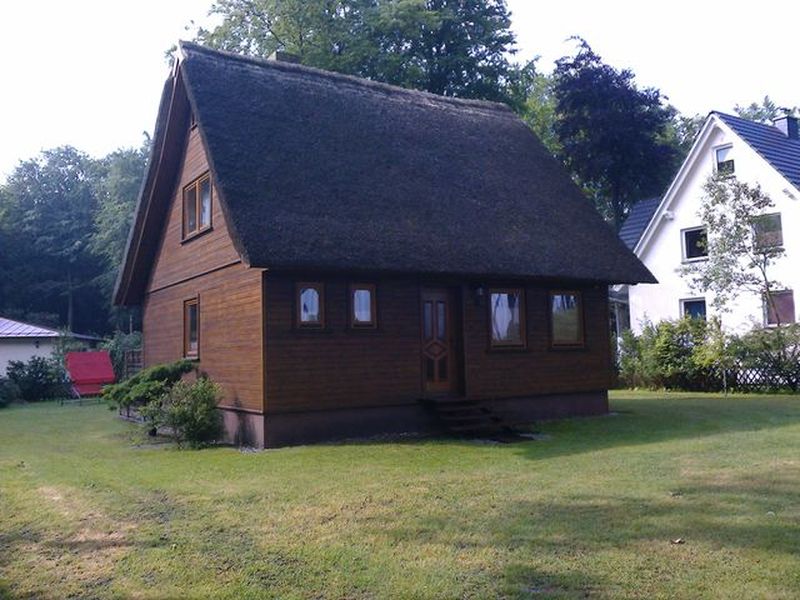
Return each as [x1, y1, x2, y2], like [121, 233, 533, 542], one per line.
[297, 283, 324, 327]
[184, 298, 199, 358]
[489, 288, 525, 347]
[765, 290, 795, 326]
[350, 284, 376, 328]
[182, 173, 212, 239]
[681, 298, 707, 320]
[715, 145, 734, 175]
[753, 213, 783, 250]
[682, 227, 707, 260]
[551, 292, 584, 346]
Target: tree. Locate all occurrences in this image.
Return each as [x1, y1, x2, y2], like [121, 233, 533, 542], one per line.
[680, 174, 785, 319]
[194, 0, 525, 104]
[552, 39, 679, 229]
[735, 96, 798, 124]
[520, 70, 561, 156]
[1, 147, 103, 332]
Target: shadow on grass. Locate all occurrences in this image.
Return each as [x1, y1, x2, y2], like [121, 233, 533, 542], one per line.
[377, 468, 800, 597]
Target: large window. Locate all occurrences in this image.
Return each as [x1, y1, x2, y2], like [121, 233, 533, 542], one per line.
[551, 292, 584, 346]
[297, 283, 324, 327]
[182, 173, 212, 239]
[489, 288, 525, 347]
[765, 290, 795, 326]
[715, 145, 734, 175]
[682, 227, 708, 261]
[183, 297, 199, 358]
[350, 284, 377, 328]
[681, 298, 707, 320]
[753, 213, 783, 249]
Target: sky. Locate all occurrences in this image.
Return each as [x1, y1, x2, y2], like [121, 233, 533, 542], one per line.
[1, 0, 798, 181]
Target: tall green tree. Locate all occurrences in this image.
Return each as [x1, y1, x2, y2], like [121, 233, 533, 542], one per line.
[552, 39, 679, 229]
[1, 147, 103, 332]
[195, 0, 525, 104]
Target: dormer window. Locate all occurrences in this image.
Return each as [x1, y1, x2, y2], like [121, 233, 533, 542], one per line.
[682, 227, 707, 261]
[715, 145, 734, 175]
[182, 173, 212, 240]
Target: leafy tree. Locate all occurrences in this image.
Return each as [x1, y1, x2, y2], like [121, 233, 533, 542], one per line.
[735, 96, 798, 124]
[520, 71, 561, 155]
[1, 147, 104, 333]
[680, 174, 785, 318]
[552, 39, 679, 229]
[194, 0, 525, 104]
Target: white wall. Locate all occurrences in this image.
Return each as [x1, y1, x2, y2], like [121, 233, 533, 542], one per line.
[630, 118, 800, 334]
[0, 338, 57, 376]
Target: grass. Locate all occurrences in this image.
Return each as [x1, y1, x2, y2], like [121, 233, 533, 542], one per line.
[1, 391, 799, 599]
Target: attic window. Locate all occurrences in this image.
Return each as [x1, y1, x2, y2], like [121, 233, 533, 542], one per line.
[715, 145, 734, 175]
[682, 227, 707, 261]
[182, 173, 212, 240]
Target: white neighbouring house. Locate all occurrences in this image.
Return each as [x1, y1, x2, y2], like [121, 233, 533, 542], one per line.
[620, 112, 800, 334]
[0, 317, 101, 376]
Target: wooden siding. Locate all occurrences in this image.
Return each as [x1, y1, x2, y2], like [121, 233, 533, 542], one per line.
[141, 123, 264, 413]
[263, 275, 612, 414]
[462, 285, 613, 398]
[264, 276, 422, 413]
[147, 126, 241, 294]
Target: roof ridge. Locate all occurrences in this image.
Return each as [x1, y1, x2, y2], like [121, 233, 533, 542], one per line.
[177, 40, 515, 116]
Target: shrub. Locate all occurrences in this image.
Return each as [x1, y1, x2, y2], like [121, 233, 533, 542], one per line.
[6, 356, 69, 402]
[140, 378, 223, 448]
[101, 331, 143, 380]
[728, 324, 800, 391]
[618, 317, 721, 391]
[102, 359, 195, 410]
[0, 378, 22, 408]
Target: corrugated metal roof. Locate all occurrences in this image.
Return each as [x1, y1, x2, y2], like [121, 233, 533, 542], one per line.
[0, 317, 60, 339]
[715, 112, 800, 189]
[618, 197, 660, 250]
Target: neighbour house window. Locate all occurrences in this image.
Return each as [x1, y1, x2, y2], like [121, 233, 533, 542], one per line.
[297, 283, 324, 327]
[551, 292, 584, 346]
[753, 213, 783, 249]
[184, 298, 199, 358]
[489, 288, 525, 347]
[681, 298, 707, 320]
[764, 290, 795, 326]
[350, 284, 377, 328]
[682, 227, 708, 260]
[715, 145, 734, 175]
[182, 173, 212, 239]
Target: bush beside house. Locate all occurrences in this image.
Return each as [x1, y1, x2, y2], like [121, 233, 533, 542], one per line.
[619, 317, 800, 392]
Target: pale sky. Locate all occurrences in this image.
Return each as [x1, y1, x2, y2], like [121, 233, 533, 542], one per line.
[1, 0, 798, 181]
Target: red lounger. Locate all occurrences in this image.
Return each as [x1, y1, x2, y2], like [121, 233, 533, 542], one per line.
[66, 351, 116, 397]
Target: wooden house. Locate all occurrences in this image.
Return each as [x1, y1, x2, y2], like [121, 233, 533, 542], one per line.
[114, 42, 655, 447]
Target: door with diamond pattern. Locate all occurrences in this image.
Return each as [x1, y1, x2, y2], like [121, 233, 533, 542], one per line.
[421, 289, 458, 394]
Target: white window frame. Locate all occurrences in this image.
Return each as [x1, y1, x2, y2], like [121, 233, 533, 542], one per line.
[679, 297, 707, 320]
[681, 226, 708, 262]
[714, 144, 734, 175]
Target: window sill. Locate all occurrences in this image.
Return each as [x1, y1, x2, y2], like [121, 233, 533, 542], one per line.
[181, 226, 213, 245]
[550, 343, 587, 351]
[184, 355, 200, 361]
[681, 257, 708, 264]
[488, 345, 529, 354]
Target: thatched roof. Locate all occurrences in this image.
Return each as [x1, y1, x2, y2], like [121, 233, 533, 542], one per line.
[116, 42, 654, 305]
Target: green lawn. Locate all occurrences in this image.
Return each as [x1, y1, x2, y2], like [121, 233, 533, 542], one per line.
[1, 392, 799, 599]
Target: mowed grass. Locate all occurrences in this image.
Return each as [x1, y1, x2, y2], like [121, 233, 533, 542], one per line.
[1, 392, 799, 599]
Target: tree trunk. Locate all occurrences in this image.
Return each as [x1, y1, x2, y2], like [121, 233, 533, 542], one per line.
[67, 267, 74, 333]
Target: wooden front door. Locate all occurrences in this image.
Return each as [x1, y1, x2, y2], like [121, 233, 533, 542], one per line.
[421, 288, 459, 394]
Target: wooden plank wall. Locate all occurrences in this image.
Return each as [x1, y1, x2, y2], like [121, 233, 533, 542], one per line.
[462, 285, 613, 398]
[147, 126, 241, 293]
[263, 276, 422, 413]
[263, 276, 612, 413]
[142, 123, 264, 413]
